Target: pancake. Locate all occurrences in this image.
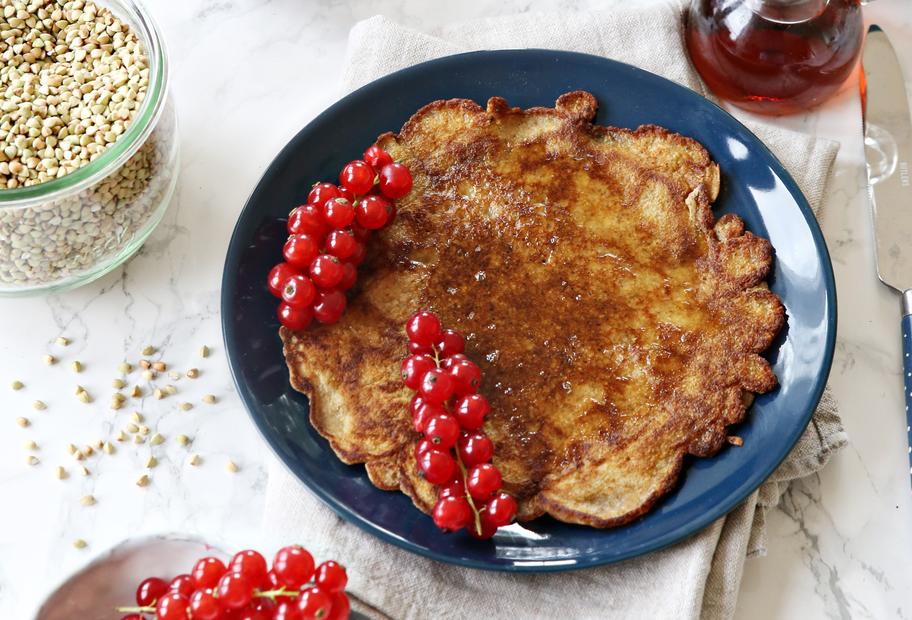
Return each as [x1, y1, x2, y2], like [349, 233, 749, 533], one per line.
[281, 91, 784, 527]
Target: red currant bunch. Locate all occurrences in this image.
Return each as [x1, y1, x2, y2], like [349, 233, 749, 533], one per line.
[266, 145, 414, 331]
[400, 311, 518, 539]
[117, 546, 350, 620]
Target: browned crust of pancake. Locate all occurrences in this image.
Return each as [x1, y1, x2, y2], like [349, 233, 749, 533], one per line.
[280, 91, 784, 528]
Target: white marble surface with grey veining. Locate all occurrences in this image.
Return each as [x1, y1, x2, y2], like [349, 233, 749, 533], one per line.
[0, 0, 910, 618]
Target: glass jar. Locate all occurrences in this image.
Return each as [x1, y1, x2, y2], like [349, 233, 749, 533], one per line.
[0, 0, 178, 296]
[685, 0, 864, 115]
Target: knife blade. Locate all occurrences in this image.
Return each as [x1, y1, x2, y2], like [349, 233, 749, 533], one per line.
[862, 25, 912, 298]
[861, 24, 912, 483]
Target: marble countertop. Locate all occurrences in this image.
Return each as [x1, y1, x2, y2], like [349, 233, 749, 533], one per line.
[1, 0, 910, 617]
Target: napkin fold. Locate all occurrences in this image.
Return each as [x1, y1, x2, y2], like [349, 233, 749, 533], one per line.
[262, 3, 847, 618]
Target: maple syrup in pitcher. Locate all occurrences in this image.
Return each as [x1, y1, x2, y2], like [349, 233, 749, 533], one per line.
[685, 0, 864, 115]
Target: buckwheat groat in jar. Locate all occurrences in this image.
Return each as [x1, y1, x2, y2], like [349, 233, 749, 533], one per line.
[0, 0, 178, 295]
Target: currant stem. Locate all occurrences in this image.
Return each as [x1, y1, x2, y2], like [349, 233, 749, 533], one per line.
[254, 586, 302, 600]
[115, 605, 156, 613]
[432, 344, 483, 536]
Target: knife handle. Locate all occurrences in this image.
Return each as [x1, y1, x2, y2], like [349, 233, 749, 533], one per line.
[903, 290, 912, 487]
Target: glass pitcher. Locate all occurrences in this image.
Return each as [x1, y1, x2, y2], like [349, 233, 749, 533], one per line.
[685, 0, 865, 115]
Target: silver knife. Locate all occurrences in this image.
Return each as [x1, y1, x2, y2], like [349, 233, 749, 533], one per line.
[861, 25, 912, 482]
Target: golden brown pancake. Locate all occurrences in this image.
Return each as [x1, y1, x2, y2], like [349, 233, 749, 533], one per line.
[281, 91, 784, 527]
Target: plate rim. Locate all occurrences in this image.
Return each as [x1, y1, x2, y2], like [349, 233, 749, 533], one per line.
[221, 48, 837, 572]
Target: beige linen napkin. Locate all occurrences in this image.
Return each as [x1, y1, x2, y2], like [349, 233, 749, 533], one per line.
[262, 3, 847, 618]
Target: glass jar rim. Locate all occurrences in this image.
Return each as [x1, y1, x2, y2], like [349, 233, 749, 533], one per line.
[0, 0, 169, 209]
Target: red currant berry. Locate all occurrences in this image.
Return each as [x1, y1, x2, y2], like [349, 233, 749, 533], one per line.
[312, 289, 346, 324]
[469, 514, 499, 540]
[121, 615, 144, 620]
[466, 463, 502, 502]
[274, 601, 303, 620]
[191, 557, 227, 589]
[363, 145, 393, 170]
[217, 571, 253, 609]
[354, 194, 390, 230]
[267, 263, 296, 298]
[419, 367, 455, 404]
[406, 311, 442, 347]
[156, 592, 190, 620]
[408, 340, 433, 355]
[314, 560, 348, 593]
[136, 576, 168, 606]
[278, 302, 313, 331]
[424, 414, 460, 450]
[309, 254, 344, 289]
[347, 241, 366, 266]
[326, 593, 350, 620]
[228, 549, 268, 587]
[448, 359, 481, 396]
[414, 436, 433, 460]
[323, 198, 355, 229]
[282, 274, 316, 308]
[325, 229, 357, 260]
[339, 160, 375, 196]
[378, 162, 413, 199]
[338, 262, 357, 291]
[436, 329, 465, 357]
[272, 545, 315, 589]
[400, 354, 435, 390]
[169, 574, 195, 598]
[418, 448, 456, 484]
[264, 570, 280, 589]
[409, 393, 426, 415]
[453, 394, 490, 430]
[412, 401, 445, 433]
[337, 185, 354, 202]
[438, 477, 466, 499]
[237, 599, 276, 620]
[283, 233, 320, 270]
[288, 205, 327, 239]
[441, 353, 469, 369]
[308, 182, 340, 208]
[485, 492, 518, 527]
[457, 431, 493, 466]
[188, 588, 220, 620]
[351, 222, 371, 242]
[433, 496, 472, 531]
[297, 586, 333, 620]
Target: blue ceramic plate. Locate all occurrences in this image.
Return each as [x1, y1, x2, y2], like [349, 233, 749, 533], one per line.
[222, 50, 836, 572]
